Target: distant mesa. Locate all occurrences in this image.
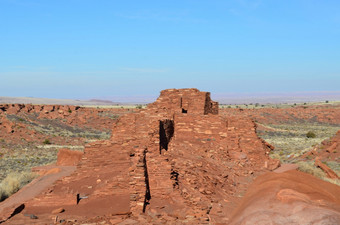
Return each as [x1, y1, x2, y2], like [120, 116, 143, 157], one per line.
[89, 99, 115, 104]
[0, 97, 120, 106]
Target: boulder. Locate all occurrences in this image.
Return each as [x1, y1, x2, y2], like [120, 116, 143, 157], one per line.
[56, 148, 83, 166]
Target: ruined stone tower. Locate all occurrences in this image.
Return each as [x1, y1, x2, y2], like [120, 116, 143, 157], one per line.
[9, 88, 277, 224]
[147, 88, 219, 115]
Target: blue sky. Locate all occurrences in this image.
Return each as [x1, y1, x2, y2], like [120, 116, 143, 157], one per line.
[1, 0, 339, 100]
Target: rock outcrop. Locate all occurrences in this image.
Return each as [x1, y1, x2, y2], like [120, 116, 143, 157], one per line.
[56, 148, 84, 166]
[229, 170, 340, 225]
[317, 130, 340, 161]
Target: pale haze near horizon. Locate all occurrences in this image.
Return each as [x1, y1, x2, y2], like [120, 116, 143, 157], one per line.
[1, 0, 339, 101]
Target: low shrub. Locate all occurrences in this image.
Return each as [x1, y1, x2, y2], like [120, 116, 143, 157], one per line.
[43, 139, 51, 145]
[306, 131, 316, 138]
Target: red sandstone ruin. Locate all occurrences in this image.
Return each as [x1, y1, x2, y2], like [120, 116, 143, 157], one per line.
[0, 89, 298, 224]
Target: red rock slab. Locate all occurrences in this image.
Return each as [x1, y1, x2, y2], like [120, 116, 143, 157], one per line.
[315, 130, 340, 162]
[56, 148, 83, 166]
[229, 170, 340, 225]
[315, 157, 340, 179]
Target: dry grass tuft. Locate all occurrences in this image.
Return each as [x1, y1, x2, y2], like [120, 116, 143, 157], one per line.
[0, 171, 37, 201]
[297, 161, 340, 186]
[297, 161, 325, 179]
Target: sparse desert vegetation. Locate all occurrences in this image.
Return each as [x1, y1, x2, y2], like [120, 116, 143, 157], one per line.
[256, 121, 340, 184]
[257, 122, 340, 162]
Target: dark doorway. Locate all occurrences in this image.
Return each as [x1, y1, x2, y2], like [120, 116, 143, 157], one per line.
[159, 120, 174, 154]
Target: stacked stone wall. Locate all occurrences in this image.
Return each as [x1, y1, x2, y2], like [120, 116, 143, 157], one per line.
[6, 88, 278, 224]
[147, 88, 218, 115]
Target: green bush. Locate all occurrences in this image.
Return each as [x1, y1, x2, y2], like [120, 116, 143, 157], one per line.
[306, 131, 316, 138]
[43, 139, 51, 145]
